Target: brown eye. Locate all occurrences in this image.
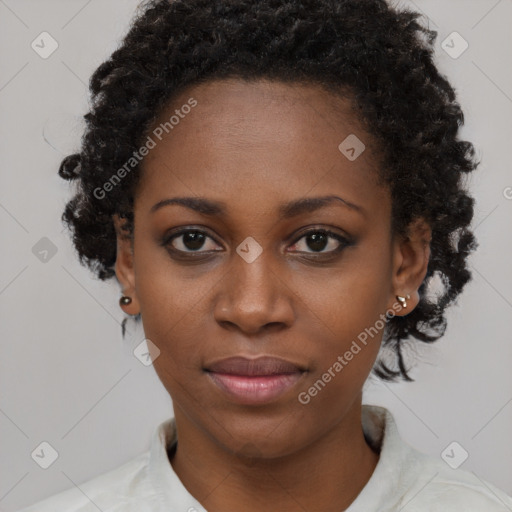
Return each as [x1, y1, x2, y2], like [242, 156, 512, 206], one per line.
[289, 229, 351, 255]
[164, 229, 222, 254]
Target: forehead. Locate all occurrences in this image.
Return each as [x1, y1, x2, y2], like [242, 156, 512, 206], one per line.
[137, 78, 387, 215]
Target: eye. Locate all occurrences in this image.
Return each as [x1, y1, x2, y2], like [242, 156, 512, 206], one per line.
[288, 229, 351, 255]
[163, 229, 222, 254]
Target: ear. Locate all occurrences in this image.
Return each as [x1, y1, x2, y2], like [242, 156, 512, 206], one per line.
[113, 214, 140, 316]
[388, 217, 431, 315]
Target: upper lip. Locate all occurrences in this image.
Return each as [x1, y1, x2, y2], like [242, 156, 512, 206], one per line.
[205, 356, 305, 376]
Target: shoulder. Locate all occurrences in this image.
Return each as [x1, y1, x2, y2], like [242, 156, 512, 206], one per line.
[396, 450, 512, 512]
[360, 405, 512, 512]
[15, 451, 158, 512]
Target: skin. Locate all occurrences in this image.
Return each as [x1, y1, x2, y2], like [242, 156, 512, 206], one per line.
[113, 78, 431, 512]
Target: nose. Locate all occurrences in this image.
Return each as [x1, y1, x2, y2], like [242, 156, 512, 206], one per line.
[213, 248, 295, 335]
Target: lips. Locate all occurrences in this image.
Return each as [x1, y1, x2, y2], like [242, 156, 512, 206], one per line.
[205, 356, 304, 376]
[204, 356, 306, 405]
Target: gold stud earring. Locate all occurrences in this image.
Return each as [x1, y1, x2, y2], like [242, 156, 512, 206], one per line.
[396, 294, 411, 308]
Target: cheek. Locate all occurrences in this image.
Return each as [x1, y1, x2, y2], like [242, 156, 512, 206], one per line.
[297, 266, 389, 382]
[294, 289, 385, 418]
[130, 250, 208, 376]
[132, 230, 212, 329]
[136, 272, 209, 362]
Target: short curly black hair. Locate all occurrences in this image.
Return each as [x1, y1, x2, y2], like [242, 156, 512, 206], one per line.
[58, 0, 479, 382]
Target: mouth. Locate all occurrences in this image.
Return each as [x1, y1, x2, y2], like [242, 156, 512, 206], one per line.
[204, 356, 307, 405]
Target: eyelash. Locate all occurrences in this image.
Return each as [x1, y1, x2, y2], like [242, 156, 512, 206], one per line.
[161, 226, 353, 260]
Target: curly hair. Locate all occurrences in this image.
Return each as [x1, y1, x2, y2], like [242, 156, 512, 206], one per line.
[58, 0, 480, 382]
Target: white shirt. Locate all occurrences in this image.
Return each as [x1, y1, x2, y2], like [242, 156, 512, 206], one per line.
[17, 404, 512, 511]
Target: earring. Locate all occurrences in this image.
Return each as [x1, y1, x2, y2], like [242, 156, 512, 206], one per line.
[120, 295, 132, 307]
[396, 294, 411, 308]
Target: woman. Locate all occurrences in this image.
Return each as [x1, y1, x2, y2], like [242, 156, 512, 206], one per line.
[18, 0, 512, 510]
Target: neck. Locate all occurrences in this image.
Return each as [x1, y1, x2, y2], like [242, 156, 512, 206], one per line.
[168, 398, 380, 511]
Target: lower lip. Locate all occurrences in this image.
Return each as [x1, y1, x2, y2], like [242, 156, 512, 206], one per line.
[206, 371, 304, 405]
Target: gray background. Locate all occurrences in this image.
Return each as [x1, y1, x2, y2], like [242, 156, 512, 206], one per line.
[1, 0, 511, 510]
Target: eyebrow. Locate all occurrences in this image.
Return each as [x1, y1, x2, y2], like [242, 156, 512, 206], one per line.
[149, 195, 366, 218]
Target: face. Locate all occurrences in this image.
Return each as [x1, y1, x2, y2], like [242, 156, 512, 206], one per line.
[114, 78, 430, 458]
